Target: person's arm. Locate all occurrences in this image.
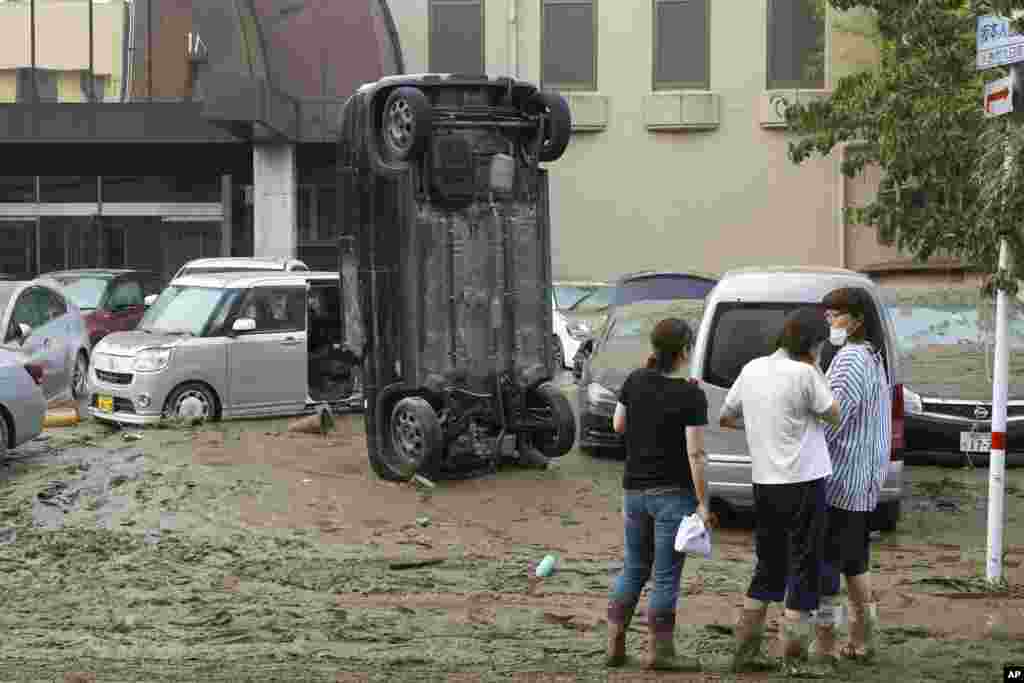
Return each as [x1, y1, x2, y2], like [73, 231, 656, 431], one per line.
[719, 371, 743, 429]
[825, 350, 866, 432]
[808, 365, 841, 426]
[687, 390, 712, 525]
[613, 402, 626, 434]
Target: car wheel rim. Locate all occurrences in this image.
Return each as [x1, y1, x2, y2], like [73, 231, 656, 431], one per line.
[391, 407, 425, 468]
[72, 356, 87, 399]
[385, 98, 414, 153]
[173, 390, 210, 420]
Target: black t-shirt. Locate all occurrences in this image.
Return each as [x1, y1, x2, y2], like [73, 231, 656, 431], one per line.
[617, 368, 709, 491]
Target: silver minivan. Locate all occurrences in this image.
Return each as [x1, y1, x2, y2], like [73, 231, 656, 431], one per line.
[694, 267, 906, 531]
[88, 271, 362, 425]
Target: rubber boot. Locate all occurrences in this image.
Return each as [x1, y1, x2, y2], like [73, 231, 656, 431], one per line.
[605, 598, 637, 668]
[781, 609, 814, 665]
[842, 573, 878, 660]
[643, 609, 701, 671]
[731, 599, 769, 673]
[809, 596, 840, 664]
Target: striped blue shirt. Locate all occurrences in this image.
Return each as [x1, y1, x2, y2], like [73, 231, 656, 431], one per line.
[824, 342, 891, 512]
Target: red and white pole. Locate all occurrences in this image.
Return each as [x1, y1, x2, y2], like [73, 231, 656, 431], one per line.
[987, 236, 1011, 584]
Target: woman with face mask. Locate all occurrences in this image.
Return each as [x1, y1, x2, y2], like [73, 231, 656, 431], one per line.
[810, 287, 892, 664]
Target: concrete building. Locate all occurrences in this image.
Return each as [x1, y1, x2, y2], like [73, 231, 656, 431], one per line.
[0, 0, 404, 282]
[388, 0, 967, 287]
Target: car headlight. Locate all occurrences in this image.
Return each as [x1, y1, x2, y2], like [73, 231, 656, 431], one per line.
[567, 320, 592, 341]
[133, 348, 172, 373]
[586, 382, 617, 405]
[904, 388, 923, 415]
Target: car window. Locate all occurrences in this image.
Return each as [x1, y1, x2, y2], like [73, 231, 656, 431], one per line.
[570, 286, 613, 312]
[7, 288, 51, 339]
[139, 286, 230, 337]
[553, 286, 596, 309]
[108, 280, 144, 309]
[44, 289, 67, 320]
[50, 276, 109, 310]
[238, 287, 306, 333]
[612, 276, 716, 307]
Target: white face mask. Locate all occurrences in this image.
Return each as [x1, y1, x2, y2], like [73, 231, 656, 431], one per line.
[829, 326, 848, 347]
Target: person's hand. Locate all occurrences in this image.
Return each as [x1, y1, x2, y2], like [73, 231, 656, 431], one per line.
[696, 502, 712, 527]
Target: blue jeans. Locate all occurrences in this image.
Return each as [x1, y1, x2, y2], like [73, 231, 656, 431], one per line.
[609, 490, 698, 612]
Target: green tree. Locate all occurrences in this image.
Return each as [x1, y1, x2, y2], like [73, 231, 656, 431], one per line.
[784, 0, 1024, 291]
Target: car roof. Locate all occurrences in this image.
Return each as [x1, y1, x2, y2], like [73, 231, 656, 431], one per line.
[178, 257, 306, 270]
[172, 270, 338, 289]
[617, 270, 719, 284]
[712, 266, 877, 303]
[554, 280, 613, 287]
[41, 268, 153, 278]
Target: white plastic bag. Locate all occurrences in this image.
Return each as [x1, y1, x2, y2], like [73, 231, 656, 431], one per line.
[674, 513, 712, 557]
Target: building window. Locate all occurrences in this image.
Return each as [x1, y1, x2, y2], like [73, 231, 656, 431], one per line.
[767, 0, 825, 90]
[80, 71, 109, 102]
[429, 0, 484, 75]
[653, 0, 710, 90]
[298, 185, 338, 244]
[16, 68, 59, 102]
[542, 0, 597, 91]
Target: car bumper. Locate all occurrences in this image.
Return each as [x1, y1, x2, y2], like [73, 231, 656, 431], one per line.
[87, 365, 173, 425]
[577, 398, 623, 450]
[906, 413, 1024, 453]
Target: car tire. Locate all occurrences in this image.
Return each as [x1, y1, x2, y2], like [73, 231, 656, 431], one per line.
[163, 383, 220, 423]
[526, 382, 576, 458]
[530, 92, 572, 163]
[869, 500, 900, 532]
[380, 87, 432, 162]
[71, 351, 89, 401]
[0, 410, 8, 458]
[552, 336, 565, 370]
[380, 396, 445, 480]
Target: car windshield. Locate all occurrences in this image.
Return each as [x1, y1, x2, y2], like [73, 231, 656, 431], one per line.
[0, 284, 15, 314]
[603, 300, 706, 347]
[48, 276, 110, 311]
[139, 286, 228, 336]
[570, 285, 614, 311]
[610, 275, 716, 307]
[884, 287, 1024, 400]
[553, 285, 598, 309]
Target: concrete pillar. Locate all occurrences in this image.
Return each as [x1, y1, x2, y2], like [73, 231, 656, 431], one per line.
[220, 174, 232, 257]
[253, 143, 297, 259]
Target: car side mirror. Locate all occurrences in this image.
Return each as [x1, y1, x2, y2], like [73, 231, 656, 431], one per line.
[17, 323, 31, 342]
[231, 318, 256, 334]
[144, 294, 157, 307]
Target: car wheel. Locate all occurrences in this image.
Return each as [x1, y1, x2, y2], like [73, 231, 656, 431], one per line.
[869, 500, 900, 532]
[525, 382, 576, 458]
[71, 351, 89, 401]
[552, 336, 565, 370]
[0, 412, 8, 458]
[380, 87, 432, 162]
[380, 396, 444, 480]
[164, 383, 219, 423]
[529, 92, 572, 163]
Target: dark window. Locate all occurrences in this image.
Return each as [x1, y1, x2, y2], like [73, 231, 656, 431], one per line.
[611, 275, 717, 306]
[44, 289, 67, 320]
[39, 177, 98, 203]
[0, 177, 37, 203]
[767, 0, 825, 90]
[238, 287, 306, 334]
[429, 0, 484, 75]
[705, 303, 804, 388]
[16, 68, 58, 102]
[542, 0, 597, 90]
[80, 71, 109, 102]
[108, 280, 145, 309]
[101, 176, 220, 203]
[653, 0, 710, 90]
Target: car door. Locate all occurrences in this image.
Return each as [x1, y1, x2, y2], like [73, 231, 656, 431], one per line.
[106, 277, 147, 333]
[5, 287, 67, 399]
[226, 285, 308, 414]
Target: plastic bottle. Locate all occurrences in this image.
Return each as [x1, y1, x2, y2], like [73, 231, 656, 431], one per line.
[535, 554, 558, 578]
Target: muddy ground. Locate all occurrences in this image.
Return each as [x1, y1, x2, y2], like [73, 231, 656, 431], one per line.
[1, 392, 1023, 682]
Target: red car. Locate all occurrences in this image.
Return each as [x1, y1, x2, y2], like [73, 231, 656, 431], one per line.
[39, 269, 160, 347]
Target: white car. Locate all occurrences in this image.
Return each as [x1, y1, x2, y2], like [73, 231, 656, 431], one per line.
[552, 305, 592, 369]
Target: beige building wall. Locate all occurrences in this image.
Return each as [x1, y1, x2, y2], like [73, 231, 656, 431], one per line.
[389, 1, 910, 281]
[0, 0, 126, 103]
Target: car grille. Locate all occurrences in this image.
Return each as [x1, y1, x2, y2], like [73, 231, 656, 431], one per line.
[96, 369, 133, 385]
[93, 395, 136, 414]
[922, 402, 1024, 420]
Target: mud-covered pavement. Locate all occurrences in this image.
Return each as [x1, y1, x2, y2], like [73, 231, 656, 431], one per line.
[2, 399, 1024, 683]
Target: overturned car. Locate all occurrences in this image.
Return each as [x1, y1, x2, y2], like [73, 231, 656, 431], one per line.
[337, 73, 576, 480]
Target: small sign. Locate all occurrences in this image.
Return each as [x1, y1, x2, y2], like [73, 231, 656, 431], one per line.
[985, 74, 1015, 117]
[977, 14, 1024, 70]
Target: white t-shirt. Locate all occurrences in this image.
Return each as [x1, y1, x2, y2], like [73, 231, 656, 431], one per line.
[721, 349, 835, 485]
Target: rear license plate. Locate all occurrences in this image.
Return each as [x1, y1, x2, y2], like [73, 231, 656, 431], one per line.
[960, 432, 991, 453]
[97, 395, 114, 413]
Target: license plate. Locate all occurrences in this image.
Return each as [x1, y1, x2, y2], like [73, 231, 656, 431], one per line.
[97, 395, 114, 413]
[960, 432, 991, 454]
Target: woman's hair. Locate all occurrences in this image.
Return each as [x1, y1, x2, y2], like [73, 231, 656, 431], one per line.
[646, 317, 695, 373]
[776, 307, 830, 358]
[822, 287, 870, 342]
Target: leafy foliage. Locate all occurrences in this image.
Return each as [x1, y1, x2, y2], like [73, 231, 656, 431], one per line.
[784, 0, 1024, 282]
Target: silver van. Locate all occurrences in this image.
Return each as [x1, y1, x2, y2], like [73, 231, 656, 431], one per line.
[694, 267, 906, 531]
[87, 270, 362, 425]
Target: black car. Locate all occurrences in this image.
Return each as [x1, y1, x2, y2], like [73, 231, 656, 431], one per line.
[577, 299, 706, 456]
[572, 271, 717, 380]
[887, 291, 1024, 466]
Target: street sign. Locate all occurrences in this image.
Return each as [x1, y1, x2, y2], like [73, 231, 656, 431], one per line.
[985, 74, 1014, 117]
[977, 14, 1024, 70]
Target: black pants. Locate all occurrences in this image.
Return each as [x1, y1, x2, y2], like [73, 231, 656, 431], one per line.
[747, 477, 827, 612]
[821, 505, 871, 596]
